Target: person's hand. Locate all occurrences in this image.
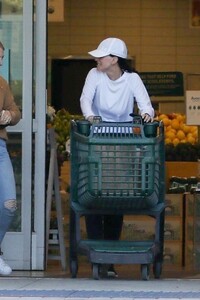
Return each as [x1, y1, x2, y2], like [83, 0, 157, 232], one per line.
[87, 116, 95, 123]
[87, 116, 102, 124]
[0, 110, 12, 125]
[141, 113, 153, 123]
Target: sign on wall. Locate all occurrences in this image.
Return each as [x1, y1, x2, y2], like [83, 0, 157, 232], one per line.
[140, 72, 184, 97]
[186, 90, 200, 125]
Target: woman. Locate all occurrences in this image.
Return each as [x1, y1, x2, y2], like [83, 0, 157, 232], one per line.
[80, 37, 154, 277]
[0, 41, 21, 275]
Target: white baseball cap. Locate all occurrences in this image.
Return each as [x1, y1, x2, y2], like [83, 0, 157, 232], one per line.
[88, 37, 128, 59]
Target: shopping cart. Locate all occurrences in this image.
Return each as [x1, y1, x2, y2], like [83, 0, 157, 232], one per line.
[69, 116, 165, 280]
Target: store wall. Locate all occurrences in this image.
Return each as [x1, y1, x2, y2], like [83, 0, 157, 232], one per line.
[48, 0, 200, 113]
[48, 0, 200, 73]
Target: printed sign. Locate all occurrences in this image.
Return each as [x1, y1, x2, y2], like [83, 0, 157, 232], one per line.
[140, 72, 184, 97]
[186, 90, 200, 125]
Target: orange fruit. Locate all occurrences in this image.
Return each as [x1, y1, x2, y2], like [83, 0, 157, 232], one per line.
[176, 114, 184, 122]
[171, 119, 180, 130]
[190, 126, 197, 132]
[165, 138, 171, 144]
[192, 130, 198, 139]
[169, 127, 176, 134]
[162, 117, 171, 126]
[176, 130, 185, 140]
[166, 131, 176, 140]
[182, 124, 191, 134]
[187, 135, 196, 144]
[173, 138, 179, 146]
[158, 114, 167, 121]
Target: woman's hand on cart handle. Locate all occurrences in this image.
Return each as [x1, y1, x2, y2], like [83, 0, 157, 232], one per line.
[87, 115, 94, 123]
[87, 115, 102, 124]
[141, 113, 153, 123]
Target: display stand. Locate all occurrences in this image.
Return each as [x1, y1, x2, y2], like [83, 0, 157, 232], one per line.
[46, 128, 67, 270]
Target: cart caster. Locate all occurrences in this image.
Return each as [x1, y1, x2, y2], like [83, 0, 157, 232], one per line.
[153, 261, 162, 279]
[92, 263, 100, 280]
[70, 260, 78, 278]
[141, 264, 150, 280]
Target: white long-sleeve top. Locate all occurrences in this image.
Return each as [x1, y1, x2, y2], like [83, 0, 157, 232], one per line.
[80, 68, 154, 122]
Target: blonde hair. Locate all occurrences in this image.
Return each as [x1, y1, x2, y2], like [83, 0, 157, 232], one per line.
[0, 42, 5, 50]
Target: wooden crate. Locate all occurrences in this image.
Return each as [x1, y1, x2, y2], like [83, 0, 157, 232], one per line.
[163, 241, 183, 266]
[165, 194, 183, 217]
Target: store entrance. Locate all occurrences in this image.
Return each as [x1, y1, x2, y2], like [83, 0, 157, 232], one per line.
[0, 0, 47, 270]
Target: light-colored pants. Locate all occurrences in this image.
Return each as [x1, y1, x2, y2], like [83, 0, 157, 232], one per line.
[0, 139, 16, 245]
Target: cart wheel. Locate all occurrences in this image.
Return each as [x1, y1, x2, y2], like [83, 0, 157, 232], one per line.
[92, 263, 100, 280]
[70, 260, 78, 278]
[141, 264, 150, 280]
[153, 261, 162, 279]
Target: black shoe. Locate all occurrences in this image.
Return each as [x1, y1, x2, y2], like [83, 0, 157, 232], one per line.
[100, 264, 118, 278]
[107, 264, 118, 278]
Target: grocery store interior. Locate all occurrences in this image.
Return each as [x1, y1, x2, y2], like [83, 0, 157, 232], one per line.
[1, 0, 200, 282]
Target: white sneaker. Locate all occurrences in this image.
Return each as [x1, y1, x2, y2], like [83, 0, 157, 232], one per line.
[0, 256, 12, 275]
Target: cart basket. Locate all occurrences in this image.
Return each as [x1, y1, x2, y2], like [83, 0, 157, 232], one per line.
[70, 118, 165, 211]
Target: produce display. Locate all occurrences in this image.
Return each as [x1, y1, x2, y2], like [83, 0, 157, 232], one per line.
[48, 109, 200, 162]
[155, 113, 200, 161]
[156, 113, 198, 145]
[50, 108, 82, 156]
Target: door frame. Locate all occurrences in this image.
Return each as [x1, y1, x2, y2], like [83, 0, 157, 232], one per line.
[4, 0, 47, 270]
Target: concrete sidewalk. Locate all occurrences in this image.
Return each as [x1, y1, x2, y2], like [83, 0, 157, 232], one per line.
[0, 276, 199, 299]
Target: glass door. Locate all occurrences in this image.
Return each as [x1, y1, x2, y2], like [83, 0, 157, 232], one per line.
[0, 0, 47, 270]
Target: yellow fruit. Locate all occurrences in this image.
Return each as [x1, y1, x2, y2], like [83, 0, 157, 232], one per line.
[182, 124, 191, 134]
[168, 127, 176, 134]
[165, 138, 172, 144]
[171, 119, 180, 130]
[190, 126, 197, 132]
[176, 130, 185, 140]
[179, 122, 184, 130]
[158, 114, 167, 121]
[192, 129, 198, 139]
[166, 131, 176, 140]
[173, 138, 179, 146]
[187, 132, 193, 138]
[157, 112, 198, 145]
[187, 135, 196, 144]
[162, 117, 171, 126]
[176, 114, 184, 122]
[166, 125, 172, 131]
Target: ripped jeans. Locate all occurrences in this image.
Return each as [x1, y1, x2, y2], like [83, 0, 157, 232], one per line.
[0, 139, 17, 246]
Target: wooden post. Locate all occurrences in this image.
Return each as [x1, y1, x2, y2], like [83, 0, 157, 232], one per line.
[46, 128, 67, 271]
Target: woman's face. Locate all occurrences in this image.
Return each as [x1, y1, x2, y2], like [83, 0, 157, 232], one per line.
[95, 55, 116, 72]
[0, 48, 4, 66]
